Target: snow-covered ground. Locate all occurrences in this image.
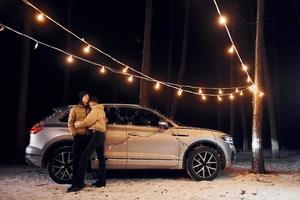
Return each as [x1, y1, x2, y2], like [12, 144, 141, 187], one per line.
[1, 151, 300, 200]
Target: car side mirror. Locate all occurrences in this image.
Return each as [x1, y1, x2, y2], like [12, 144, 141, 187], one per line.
[158, 120, 169, 129]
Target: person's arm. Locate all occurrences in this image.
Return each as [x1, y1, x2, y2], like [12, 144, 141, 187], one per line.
[68, 107, 76, 136]
[76, 109, 99, 128]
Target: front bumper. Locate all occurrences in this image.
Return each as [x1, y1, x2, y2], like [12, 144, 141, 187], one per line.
[25, 145, 43, 167]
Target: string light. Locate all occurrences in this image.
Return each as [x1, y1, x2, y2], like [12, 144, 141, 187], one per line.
[127, 75, 133, 82]
[228, 45, 235, 54]
[240, 91, 244, 96]
[177, 88, 183, 96]
[218, 15, 227, 25]
[247, 76, 251, 83]
[0, 25, 4, 32]
[259, 91, 264, 97]
[34, 42, 39, 50]
[202, 94, 207, 101]
[218, 89, 223, 95]
[235, 88, 239, 93]
[22, 0, 257, 96]
[217, 95, 222, 102]
[36, 13, 45, 22]
[83, 44, 91, 54]
[198, 88, 203, 95]
[154, 81, 160, 90]
[229, 94, 234, 100]
[66, 55, 74, 63]
[122, 67, 129, 73]
[100, 66, 106, 74]
[242, 64, 248, 72]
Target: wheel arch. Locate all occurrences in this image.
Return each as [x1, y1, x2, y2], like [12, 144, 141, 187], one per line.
[182, 140, 226, 169]
[42, 139, 73, 167]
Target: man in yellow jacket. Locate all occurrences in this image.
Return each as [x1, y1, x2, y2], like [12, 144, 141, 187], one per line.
[72, 96, 107, 191]
[67, 91, 90, 192]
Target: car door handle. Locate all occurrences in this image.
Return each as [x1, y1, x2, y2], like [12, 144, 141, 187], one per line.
[128, 132, 139, 136]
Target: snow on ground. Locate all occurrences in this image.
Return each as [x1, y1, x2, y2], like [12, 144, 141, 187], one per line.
[1, 151, 300, 200]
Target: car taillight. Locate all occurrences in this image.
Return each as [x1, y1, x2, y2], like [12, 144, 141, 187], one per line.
[30, 122, 43, 134]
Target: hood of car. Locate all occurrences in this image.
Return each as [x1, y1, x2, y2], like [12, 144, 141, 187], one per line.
[173, 126, 227, 137]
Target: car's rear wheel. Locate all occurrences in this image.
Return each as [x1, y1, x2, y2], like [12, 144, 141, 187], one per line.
[186, 146, 221, 181]
[48, 146, 73, 184]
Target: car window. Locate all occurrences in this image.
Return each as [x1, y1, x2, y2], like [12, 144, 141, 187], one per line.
[120, 108, 160, 127]
[105, 107, 125, 125]
[59, 112, 69, 123]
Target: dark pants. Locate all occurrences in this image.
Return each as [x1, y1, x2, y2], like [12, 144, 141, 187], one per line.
[72, 134, 91, 185]
[74, 131, 106, 185]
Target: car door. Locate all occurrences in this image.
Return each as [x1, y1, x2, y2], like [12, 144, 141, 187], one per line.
[123, 107, 180, 169]
[101, 106, 128, 169]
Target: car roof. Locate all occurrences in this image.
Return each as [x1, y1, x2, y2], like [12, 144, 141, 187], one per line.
[53, 104, 141, 111]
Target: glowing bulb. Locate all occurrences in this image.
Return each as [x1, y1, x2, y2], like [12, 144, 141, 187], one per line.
[242, 64, 248, 72]
[177, 88, 183, 96]
[229, 94, 234, 100]
[228, 45, 235, 54]
[247, 76, 251, 83]
[66, 55, 74, 63]
[259, 91, 264, 97]
[218, 89, 223, 95]
[240, 91, 244, 96]
[235, 88, 239, 93]
[198, 88, 203, 95]
[100, 66, 106, 74]
[219, 16, 227, 25]
[36, 13, 45, 22]
[154, 82, 160, 90]
[202, 95, 207, 101]
[128, 75, 133, 82]
[249, 85, 257, 93]
[83, 45, 91, 54]
[217, 96, 222, 102]
[122, 67, 129, 73]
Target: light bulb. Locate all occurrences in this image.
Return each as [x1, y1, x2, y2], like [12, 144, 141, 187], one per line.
[128, 75, 133, 82]
[228, 45, 235, 54]
[36, 13, 45, 22]
[247, 76, 251, 83]
[218, 89, 223, 95]
[83, 45, 91, 54]
[230, 94, 234, 100]
[240, 91, 244, 96]
[242, 64, 248, 72]
[217, 96, 222, 102]
[154, 82, 160, 90]
[177, 88, 183, 96]
[198, 88, 203, 95]
[122, 67, 129, 73]
[259, 91, 264, 97]
[100, 66, 106, 74]
[219, 16, 227, 25]
[235, 88, 239, 93]
[202, 95, 207, 101]
[66, 55, 74, 63]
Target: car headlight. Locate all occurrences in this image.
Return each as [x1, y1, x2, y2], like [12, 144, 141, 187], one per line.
[221, 136, 234, 144]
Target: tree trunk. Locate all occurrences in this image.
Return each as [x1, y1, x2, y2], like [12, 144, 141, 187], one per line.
[170, 0, 190, 119]
[251, 0, 265, 173]
[140, 0, 153, 107]
[165, 0, 173, 116]
[15, 9, 32, 163]
[262, 42, 279, 158]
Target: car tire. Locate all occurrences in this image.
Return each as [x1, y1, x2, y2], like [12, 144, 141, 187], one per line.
[48, 146, 73, 184]
[186, 146, 221, 181]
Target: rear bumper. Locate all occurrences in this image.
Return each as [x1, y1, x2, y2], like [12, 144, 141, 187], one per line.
[25, 145, 43, 167]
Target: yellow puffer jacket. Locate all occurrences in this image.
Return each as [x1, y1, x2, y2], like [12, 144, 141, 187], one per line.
[68, 104, 89, 136]
[76, 104, 107, 133]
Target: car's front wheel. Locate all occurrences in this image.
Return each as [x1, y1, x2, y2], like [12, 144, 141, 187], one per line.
[186, 146, 221, 181]
[48, 146, 73, 184]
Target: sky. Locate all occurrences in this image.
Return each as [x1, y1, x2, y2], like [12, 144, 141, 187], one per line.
[0, 0, 300, 163]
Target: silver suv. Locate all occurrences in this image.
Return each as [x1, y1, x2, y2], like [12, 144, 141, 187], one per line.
[26, 104, 236, 184]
